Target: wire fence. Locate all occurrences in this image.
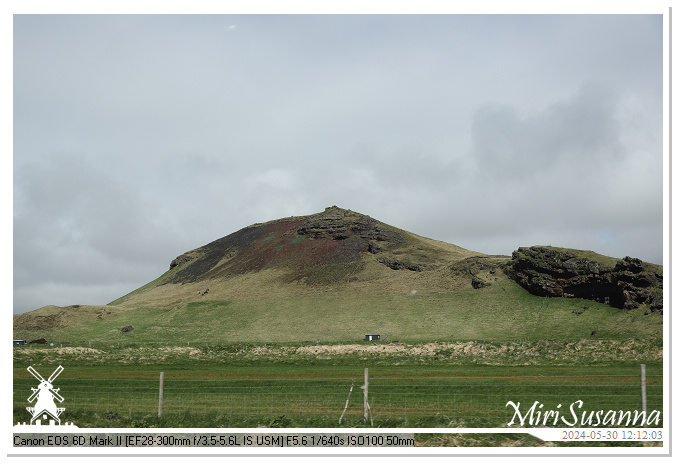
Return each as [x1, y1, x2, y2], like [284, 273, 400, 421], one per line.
[13, 370, 663, 427]
[370, 377, 664, 425]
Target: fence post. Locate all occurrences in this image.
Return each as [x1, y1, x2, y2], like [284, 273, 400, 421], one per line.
[363, 368, 369, 423]
[158, 372, 164, 418]
[640, 364, 647, 414]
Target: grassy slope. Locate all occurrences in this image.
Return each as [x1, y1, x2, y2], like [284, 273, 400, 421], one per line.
[105, 227, 485, 309]
[13, 273, 663, 345]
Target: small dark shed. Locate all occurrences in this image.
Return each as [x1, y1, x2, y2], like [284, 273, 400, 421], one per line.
[363, 334, 381, 341]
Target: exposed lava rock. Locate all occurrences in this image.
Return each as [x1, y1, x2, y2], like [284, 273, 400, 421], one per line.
[450, 256, 496, 289]
[170, 254, 195, 269]
[471, 277, 489, 289]
[377, 257, 423, 272]
[296, 212, 404, 244]
[367, 241, 384, 254]
[505, 247, 663, 313]
[296, 214, 349, 240]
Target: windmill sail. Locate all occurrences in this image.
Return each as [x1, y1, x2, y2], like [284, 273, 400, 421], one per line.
[48, 365, 64, 383]
[27, 366, 45, 383]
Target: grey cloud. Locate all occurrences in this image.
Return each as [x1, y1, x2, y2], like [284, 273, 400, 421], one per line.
[13, 153, 180, 304]
[13, 14, 663, 313]
[472, 84, 622, 180]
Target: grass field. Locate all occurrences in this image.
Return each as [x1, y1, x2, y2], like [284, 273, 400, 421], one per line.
[13, 343, 663, 436]
[13, 334, 664, 449]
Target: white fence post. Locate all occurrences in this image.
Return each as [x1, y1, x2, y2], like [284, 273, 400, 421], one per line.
[339, 379, 355, 425]
[363, 368, 369, 423]
[158, 372, 164, 418]
[640, 364, 647, 414]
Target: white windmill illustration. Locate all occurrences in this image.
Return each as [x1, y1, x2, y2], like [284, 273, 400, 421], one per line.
[26, 365, 65, 425]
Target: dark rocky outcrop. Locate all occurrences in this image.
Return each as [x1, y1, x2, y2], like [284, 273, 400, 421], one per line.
[505, 246, 663, 313]
[296, 214, 348, 239]
[170, 254, 195, 269]
[296, 211, 404, 244]
[367, 241, 384, 254]
[377, 257, 423, 272]
[450, 256, 496, 289]
[121, 325, 134, 333]
[471, 277, 490, 289]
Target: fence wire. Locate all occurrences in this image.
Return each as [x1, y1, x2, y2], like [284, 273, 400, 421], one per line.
[13, 374, 663, 427]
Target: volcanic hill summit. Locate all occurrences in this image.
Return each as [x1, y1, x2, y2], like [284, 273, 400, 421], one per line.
[15, 207, 663, 344]
[110, 206, 489, 308]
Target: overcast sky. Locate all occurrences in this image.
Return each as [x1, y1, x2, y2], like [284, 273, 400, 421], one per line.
[12, 13, 665, 314]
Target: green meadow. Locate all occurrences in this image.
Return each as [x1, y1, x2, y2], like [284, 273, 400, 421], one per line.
[13, 349, 663, 449]
[13, 278, 663, 345]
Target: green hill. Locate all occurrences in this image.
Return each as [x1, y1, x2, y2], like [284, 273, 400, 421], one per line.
[13, 206, 663, 345]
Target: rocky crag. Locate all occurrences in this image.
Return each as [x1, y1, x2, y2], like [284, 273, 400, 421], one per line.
[165, 206, 417, 285]
[505, 246, 663, 313]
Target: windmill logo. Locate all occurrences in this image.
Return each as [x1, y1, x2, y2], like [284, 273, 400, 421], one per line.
[15, 365, 76, 428]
